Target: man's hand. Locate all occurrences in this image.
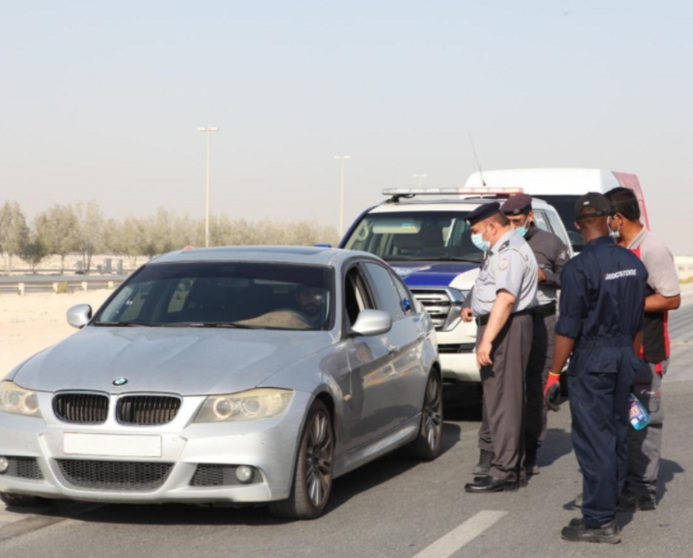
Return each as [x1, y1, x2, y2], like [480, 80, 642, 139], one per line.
[461, 308, 474, 323]
[477, 338, 493, 368]
[538, 268, 546, 282]
[544, 372, 562, 412]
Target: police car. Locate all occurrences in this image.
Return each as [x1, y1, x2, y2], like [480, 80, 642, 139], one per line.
[340, 188, 573, 386]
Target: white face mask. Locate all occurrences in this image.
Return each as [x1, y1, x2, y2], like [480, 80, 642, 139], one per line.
[608, 217, 621, 240]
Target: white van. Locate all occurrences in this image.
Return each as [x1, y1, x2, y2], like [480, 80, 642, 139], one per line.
[465, 168, 649, 252]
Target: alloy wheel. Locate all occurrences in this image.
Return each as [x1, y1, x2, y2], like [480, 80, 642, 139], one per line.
[423, 374, 442, 450]
[305, 410, 333, 508]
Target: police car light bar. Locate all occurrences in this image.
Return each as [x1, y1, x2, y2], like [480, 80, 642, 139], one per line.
[382, 187, 524, 197]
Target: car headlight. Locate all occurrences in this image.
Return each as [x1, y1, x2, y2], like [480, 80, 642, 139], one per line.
[194, 388, 294, 423]
[0, 381, 43, 418]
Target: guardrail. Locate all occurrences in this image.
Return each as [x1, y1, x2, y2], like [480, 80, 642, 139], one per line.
[0, 275, 128, 295]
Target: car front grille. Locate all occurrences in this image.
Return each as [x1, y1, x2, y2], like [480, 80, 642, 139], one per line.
[4, 457, 44, 480]
[438, 343, 476, 354]
[190, 465, 256, 487]
[53, 392, 109, 424]
[116, 395, 182, 426]
[57, 460, 173, 491]
[411, 289, 454, 331]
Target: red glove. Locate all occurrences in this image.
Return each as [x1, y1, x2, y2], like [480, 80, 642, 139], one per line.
[544, 372, 562, 412]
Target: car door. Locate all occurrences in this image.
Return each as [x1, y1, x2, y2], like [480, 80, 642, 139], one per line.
[342, 263, 402, 450]
[362, 262, 428, 423]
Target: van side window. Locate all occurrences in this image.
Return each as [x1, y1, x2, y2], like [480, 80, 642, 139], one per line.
[545, 210, 571, 249]
[533, 211, 551, 233]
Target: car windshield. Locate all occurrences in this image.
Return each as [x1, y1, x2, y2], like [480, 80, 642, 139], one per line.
[342, 211, 483, 263]
[538, 195, 583, 252]
[93, 262, 334, 331]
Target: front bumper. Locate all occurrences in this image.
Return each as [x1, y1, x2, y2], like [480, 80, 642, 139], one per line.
[0, 391, 311, 504]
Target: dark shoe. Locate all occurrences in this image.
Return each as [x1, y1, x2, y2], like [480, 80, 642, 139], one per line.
[561, 519, 621, 544]
[472, 450, 494, 476]
[465, 476, 519, 493]
[524, 448, 540, 476]
[618, 491, 657, 512]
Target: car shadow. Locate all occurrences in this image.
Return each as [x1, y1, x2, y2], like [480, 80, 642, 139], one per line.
[9, 423, 463, 527]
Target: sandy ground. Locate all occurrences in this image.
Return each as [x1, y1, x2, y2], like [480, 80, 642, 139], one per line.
[0, 290, 113, 373]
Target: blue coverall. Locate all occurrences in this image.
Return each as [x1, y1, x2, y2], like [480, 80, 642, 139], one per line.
[556, 236, 648, 528]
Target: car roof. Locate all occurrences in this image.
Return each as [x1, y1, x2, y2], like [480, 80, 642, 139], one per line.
[368, 196, 556, 214]
[151, 246, 376, 267]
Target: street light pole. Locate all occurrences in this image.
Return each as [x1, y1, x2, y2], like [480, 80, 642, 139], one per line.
[197, 126, 219, 247]
[413, 173, 427, 188]
[335, 155, 351, 237]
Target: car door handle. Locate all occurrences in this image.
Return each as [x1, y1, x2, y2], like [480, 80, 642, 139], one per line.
[388, 344, 401, 355]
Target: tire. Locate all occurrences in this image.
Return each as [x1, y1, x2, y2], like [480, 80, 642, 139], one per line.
[409, 371, 444, 461]
[269, 399, 335, 520]
[0, 493, 53, 508]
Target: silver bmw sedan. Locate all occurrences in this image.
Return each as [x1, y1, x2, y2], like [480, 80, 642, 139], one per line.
[0, 246, 441, 519]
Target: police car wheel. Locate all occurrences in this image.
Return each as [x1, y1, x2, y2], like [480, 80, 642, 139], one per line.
[409, 371, 443, 461]
[0, 493, 54, 508]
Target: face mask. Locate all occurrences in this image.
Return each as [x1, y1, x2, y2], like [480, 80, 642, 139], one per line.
[516, 218, 531, 238]
[472, 225, 491, 252]
[608, 217, 621, 240]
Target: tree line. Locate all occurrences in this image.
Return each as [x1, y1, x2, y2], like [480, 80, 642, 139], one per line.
[0, 201, 340, 273]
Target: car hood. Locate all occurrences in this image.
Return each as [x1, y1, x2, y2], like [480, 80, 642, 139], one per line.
[10, 327, 333, 396]
[390, 261, 481, 291]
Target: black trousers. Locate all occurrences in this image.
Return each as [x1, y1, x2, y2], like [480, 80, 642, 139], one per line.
[476, 313, 533, 481]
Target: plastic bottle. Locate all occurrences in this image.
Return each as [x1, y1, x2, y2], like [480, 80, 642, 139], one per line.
[629, 394, 651, 430]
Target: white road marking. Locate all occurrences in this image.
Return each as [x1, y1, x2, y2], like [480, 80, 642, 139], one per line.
[411, 511, 507, 558]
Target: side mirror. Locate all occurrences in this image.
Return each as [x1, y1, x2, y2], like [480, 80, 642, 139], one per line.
[67, 304, 93, 329]
[350, 310, 392, 337]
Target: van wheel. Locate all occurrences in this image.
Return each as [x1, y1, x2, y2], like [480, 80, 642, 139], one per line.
[0, 493, 53, 508]
[269, 400, 334, 520]
[409, 371, 443, 460]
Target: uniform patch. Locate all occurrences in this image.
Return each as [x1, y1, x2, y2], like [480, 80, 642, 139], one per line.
[499, 257, 509, 271]
[604, 269, 637, 280]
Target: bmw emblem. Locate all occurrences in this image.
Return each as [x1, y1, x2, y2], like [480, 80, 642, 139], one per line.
[113, 377, 128, 386]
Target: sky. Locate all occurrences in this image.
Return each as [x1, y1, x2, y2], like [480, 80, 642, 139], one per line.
[1, 1, 692, 253]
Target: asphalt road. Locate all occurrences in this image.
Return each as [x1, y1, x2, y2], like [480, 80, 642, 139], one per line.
[2, 304, 693, 558]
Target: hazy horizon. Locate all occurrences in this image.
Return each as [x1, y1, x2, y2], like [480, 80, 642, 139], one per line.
[2, 1, 692, 254]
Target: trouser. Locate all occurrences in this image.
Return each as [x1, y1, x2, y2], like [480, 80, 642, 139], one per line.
[476, 313, 533, 482]
[626, 360, 666, 499]
[524, 310, 556, 452]
[478, 309, 555, 455]
[568, 342, 636, 529]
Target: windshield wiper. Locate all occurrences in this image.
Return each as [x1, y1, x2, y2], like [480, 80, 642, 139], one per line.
[154, 322, 263, 329]
[92, 321, 153, 327]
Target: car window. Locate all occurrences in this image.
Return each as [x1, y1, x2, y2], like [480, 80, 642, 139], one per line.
[391, 271, 415, 315]
[342, 211, 483, 263]
[344, 266, 374, 327]
[533, 210, 551, 232]
[95, 262, 334, 331]
[363, 262, 405, 320]
[545, 209, 571, 249]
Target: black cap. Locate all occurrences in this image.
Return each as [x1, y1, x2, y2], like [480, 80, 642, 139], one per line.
[466, 202, 501, 226]
[574, 192, 611, 220]
[501, 194, 532, 216]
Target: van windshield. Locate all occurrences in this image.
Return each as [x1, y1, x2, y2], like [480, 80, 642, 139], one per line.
[342, 211, 484, 263]
[538, 195, 583, 252]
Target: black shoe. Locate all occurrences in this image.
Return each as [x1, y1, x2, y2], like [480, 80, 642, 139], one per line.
[561, 519, 621, 544]
[472, 450, 494, 476]
[524, 448, 540, 476]
[618, 491, 657, 512]
[465, 476, 519, 493]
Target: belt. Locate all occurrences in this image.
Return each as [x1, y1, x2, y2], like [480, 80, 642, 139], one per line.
[476, 308, 534, 327]
[535, 302, 557, 319]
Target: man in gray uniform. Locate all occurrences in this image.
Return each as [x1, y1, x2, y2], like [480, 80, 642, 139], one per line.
[462, 202, 538, 493]
[502, 194, 570, 475]
[605, 187, 681, 511]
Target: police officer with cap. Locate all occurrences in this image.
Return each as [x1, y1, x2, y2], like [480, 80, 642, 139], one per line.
[462, 201, 538, 493]
[543, 192, 647, 543]
[501, 193, 570, 475]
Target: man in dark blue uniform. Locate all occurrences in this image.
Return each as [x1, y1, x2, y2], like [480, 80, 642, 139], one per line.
[543, 193, 647, 544]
